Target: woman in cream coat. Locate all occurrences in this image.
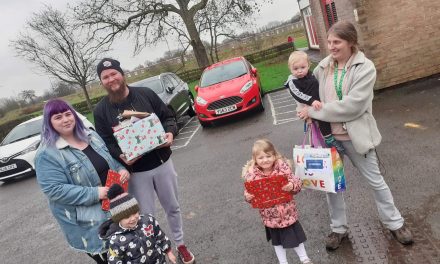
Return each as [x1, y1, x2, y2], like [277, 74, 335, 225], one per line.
[297, 21, 413, 250]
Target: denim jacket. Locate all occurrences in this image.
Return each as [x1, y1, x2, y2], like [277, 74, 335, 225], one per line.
[35, 130, 125, 254]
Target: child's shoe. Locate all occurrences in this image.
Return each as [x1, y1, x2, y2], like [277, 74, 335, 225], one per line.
[177, 245, 195, 264]
[324, 135, 345, 155]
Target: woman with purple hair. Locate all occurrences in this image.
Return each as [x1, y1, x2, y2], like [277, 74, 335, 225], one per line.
[35, 99, 130, 263]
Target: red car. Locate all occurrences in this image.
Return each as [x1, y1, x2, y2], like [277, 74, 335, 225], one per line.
[194, 57, 264, 127]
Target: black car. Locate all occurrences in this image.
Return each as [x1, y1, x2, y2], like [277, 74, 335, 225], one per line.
[130, 73, 195, 121]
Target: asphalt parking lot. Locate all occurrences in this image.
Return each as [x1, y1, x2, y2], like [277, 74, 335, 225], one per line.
[0, 75, 439, 264]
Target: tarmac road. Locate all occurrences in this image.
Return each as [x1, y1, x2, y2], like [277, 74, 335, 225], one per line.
[0, 75, 439, 264]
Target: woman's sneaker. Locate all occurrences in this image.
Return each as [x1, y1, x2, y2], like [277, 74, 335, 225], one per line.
[177, 245, 195, 264]
[390, 225, 414, 245]
[302, 259, 314, 264]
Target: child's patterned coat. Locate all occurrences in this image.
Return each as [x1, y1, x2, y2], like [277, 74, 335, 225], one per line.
[242, 159, 302, 228]
[99, 214, 171, 264]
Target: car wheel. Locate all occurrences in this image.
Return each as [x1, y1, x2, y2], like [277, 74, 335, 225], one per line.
[257, 92, 265, 112]
[187, 94, 196, 117]
[199, 119, 211, 128]
[168, 106, 179, 125]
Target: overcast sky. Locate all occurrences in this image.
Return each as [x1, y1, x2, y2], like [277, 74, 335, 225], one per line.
[0, 0, 300, 99]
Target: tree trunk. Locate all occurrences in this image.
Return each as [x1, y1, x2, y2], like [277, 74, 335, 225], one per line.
[214, 34, 219, 62]
[182, 16, 210, 69]
[80, 83, 94, 113]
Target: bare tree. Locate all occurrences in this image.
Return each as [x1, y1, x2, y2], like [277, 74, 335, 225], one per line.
[11, 5, 107, 112]
[19, 90, 37, 104]
[74, 0, 211, 68]
[73, 0, 271, 69]
[197, 0, 255, 62]
[52, 81, 77, 97]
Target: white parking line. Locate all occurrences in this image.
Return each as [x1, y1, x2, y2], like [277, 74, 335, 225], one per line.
[275, 110, 296, 115]
[272, 98, 295, 105]
[268, 89, 301, 126]
[171, 117, 200, 150]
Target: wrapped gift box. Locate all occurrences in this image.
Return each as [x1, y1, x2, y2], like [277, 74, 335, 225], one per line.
[244, 176, 292, 209]
[113, 113, 167, 161]
[102, 170, 128, 211]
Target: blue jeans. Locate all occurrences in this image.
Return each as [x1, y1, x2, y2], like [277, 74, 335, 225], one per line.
[327, 141, 404, 233]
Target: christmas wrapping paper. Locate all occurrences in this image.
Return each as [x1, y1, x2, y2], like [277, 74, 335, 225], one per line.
[102, 170, 129, 211]
[245, 176, 292, 209]
[113, 113, 167, 161]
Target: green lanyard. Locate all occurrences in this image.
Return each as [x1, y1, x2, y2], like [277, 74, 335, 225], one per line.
[333, 63, 346, 100]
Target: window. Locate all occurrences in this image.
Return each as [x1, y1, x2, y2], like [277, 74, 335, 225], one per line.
[169, 74, 181, 86]
[162, 75, 175, 89]
[321, 0, 338, 29]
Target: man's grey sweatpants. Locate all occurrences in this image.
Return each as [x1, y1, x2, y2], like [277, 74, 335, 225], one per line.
[327, 141, 405, 233]
[128, 158, 184, 245]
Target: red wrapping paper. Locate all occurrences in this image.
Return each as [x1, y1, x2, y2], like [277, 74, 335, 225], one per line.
[245, 176, 292, 209]
[101, 170, 129, 211]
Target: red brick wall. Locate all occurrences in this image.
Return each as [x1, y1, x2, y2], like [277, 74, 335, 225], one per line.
[310, 0, 440, 89]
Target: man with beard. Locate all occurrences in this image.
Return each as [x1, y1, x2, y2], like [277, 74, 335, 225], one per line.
[93, 58, 195, 264]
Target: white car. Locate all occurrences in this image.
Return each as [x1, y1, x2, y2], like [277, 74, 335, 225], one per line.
[0, 113, 94, 183]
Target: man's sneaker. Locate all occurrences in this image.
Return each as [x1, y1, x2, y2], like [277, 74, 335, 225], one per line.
[324, 135, 345, 153]
[325, 232, 348, 250]
[177, 245, 195, 264]
[390, 225, 414, 245]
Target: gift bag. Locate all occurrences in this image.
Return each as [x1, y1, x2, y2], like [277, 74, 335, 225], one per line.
[244, 176, 292, 209]
[293, 122, 346, 193]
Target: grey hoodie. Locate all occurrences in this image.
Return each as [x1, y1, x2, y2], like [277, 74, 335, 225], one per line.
[308, 51, 382, 154]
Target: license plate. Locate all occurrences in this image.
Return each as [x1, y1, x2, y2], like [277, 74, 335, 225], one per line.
[0, 164, 17, 173]
[215, 105, 237, 115]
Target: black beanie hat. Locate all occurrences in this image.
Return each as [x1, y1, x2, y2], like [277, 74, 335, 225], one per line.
[96, 58, 124, 80]
[108, 184, 140, 223]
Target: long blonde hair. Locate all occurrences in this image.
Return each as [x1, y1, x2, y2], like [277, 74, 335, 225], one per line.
[242, 139, 292, 179]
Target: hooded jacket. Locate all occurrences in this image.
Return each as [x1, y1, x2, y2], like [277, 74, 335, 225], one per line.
[99, 214, 171, 264]
[94, 86, 178, 172]
[242, 159, 302, 228]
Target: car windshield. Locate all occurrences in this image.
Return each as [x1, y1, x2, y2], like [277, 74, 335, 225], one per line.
[1, 119, 43, 145]
[133, 78, 164, 94]
[200, 60, 248, 87]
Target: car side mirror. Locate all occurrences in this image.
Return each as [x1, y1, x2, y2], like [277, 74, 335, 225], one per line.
[251, 68, 258, 77]
[194, 85, 199, 92]
[166, 86, 174, 93]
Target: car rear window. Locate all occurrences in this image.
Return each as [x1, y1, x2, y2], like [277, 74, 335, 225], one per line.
[1, 119, 43, 145]
[133, 79, 164, 94]
[200, 60, 248, 87]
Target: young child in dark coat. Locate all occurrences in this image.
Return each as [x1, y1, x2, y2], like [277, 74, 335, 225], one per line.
[99, 184, 176, 264]
[285, 51, 344, 153]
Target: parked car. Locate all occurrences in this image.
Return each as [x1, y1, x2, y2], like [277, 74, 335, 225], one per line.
[130, 72, 196, 120]
[0, 113, 94, 183]
[194, 57, 264, 127]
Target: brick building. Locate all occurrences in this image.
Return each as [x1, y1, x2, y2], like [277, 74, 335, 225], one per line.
[298, 0, 440, 89]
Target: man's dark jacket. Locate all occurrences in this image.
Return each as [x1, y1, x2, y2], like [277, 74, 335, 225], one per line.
[93, 86, 178, 172]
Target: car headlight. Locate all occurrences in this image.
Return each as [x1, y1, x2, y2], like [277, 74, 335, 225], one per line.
[19, 140, 40, 155]
[196, 96, 208, 105]
[240, 81, 254, 94]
